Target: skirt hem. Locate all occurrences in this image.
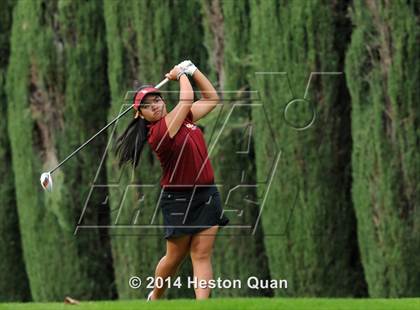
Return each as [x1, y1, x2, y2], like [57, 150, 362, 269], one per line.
[164, 217, 229, 240]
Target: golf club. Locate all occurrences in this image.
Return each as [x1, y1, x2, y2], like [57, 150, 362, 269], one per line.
[40, 77, 169, 192]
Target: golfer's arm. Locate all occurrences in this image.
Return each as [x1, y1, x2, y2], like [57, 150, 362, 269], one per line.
[190, 69, 219, 122]
[179, 74, 194, 107]
[165, 74, 194, 138]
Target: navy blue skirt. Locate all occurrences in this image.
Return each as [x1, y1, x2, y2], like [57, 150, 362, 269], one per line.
[159, 184, 230, 240]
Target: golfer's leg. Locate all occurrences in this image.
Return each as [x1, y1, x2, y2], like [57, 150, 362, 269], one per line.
[190, 225, 219, 299]
[151, 235, 191, 300]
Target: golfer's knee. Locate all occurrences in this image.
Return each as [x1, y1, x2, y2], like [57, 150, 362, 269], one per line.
[164, 253, 185, 267]
[190, 249, 211, 262]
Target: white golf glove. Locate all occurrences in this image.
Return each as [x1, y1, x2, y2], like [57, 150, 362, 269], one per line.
[177, 60, 197, 76]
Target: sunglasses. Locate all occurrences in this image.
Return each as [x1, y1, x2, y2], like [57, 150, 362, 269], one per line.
[141, 95, 164, 109]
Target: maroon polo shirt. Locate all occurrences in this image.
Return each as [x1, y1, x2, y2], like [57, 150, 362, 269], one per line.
[147, 110, 215, 191]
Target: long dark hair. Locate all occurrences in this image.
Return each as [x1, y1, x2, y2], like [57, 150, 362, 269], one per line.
[113, 85, 153, 169]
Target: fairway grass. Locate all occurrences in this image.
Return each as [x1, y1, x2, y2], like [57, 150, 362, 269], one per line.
[1, 298, 419, 310]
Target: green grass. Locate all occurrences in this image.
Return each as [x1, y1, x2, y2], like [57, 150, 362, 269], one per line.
[1, 298, 419, 310]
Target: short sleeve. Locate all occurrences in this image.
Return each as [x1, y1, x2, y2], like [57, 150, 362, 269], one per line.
[148, 117, 173, 153]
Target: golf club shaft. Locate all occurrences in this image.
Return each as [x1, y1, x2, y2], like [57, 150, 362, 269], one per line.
[49, 78, 169, 174]
[155, 78, 169, 89]
[49, 105, 131, 174]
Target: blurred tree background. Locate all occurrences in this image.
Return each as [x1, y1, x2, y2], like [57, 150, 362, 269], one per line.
[0, 0, 418, 302]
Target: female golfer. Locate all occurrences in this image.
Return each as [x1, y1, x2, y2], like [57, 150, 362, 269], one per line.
[114, 60, 229, 300]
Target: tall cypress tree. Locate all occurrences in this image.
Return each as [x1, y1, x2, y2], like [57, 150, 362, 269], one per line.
[0, 0, 31, 301]
[104, 0, 207, 299]
[104, 0, 164, 300]
[6, 0, 115, 301]
[345, 0, 420, 297]
[250, 0, 366, 296]
[200, 0, 272, 297]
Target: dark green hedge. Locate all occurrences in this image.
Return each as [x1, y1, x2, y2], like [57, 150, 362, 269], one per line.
[250, 0, 366, 297]
[345, 0, 420, 297]
[6, 0, 114, 301]
[0, 0, 31, 301]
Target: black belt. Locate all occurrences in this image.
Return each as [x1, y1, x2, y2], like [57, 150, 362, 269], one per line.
[161, 182, 216, 194]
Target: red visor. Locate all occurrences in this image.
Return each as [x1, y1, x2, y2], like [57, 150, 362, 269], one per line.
[132, 87, 161, 110]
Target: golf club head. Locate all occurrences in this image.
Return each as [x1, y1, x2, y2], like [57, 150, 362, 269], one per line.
[40, 172, 53, 192]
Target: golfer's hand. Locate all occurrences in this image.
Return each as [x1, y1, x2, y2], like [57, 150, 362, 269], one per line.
[165, 66, 183, 81]
[177, 60, 197, 76]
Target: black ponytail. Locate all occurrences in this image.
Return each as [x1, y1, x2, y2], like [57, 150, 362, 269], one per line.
[113, 116, 150, 169]
[113, 85, 154, 169]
